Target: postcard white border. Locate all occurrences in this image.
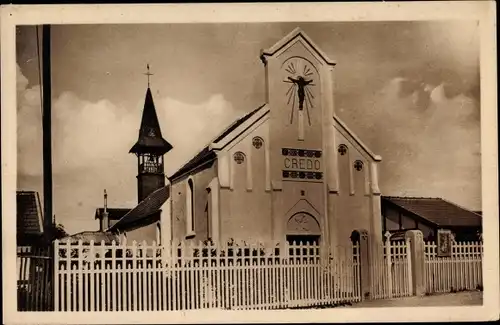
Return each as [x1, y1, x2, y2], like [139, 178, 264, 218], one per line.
[1, 2, 498, 323]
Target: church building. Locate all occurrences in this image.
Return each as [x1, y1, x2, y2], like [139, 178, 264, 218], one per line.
[98, 28, 384, 250]
[163, 28, 383, 250]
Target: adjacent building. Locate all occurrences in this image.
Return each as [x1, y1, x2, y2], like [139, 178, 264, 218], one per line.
[381, 196, 482, 242]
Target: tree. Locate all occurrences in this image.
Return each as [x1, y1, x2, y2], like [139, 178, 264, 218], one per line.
[46, 219, 68, 241]
[51, 223, 68, 239]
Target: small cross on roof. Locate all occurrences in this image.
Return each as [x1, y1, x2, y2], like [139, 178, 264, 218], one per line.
[144, 64, 154, 87]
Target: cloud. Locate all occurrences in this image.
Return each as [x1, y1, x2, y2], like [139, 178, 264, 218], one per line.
[158, 94, 239, 176]
[17, 64, 43, 177]
[364, 78, 481, 209]
[17, 64, 238, 233]
[17, 63, 29, 93]
[18, 70, 238, 174]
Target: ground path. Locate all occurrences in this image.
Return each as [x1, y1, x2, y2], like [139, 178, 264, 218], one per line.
[343, 291, 482, 308]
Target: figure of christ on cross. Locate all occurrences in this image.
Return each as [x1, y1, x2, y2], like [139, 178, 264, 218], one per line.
[288, 76, 313, 110]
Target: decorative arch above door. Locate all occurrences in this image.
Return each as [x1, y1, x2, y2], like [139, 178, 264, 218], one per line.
[286, 211, 321, 236]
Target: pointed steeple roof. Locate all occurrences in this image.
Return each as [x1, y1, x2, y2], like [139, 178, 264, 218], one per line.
[129, 87, 173, 155]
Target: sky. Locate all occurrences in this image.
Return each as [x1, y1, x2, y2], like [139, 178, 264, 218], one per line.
[16, 21, 481, 235]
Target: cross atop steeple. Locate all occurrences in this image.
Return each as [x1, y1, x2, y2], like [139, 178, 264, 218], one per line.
[143, 64, 154, 88]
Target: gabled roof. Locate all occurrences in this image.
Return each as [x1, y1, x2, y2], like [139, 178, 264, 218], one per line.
[213, 105, 265, 144]
[108, 185, 169, 232]
[168, 146, 217, 182]
[129, 87, 173, 155]
[94, 208, 131, 221]
[168, 104, 266, 181]
[261, 27, 336, 66]
[382, 196, 482, 228]
[17, 191, 44, 239]
[58, 231, 120, 245]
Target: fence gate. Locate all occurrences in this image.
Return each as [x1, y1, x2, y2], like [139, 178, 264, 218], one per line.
[370, 239, 412, 299]
[17, 246, 53, 311]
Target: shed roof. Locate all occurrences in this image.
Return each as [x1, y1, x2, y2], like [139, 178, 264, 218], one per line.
[17, 191, 44, 239]
[382, 196, 482, 228]
[58, 231, 120, 245]
[108, 185, 169, 231]
[94, 208, 132, 221]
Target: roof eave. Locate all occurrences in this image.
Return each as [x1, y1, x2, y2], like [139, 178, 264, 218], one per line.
[210, 105, 269, 151]
[169, 151, 217, 183]
[107, 210, 161, 233]
[261, 27, 337, 66]
[382, 197, 439, 228]
[168, 104, 268, 181]
[129, 141, 173, 155]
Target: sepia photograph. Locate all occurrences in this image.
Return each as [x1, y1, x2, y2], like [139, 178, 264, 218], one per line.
[2, 2, 498, 324]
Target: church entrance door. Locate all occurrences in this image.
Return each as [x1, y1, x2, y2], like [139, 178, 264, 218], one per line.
[286, 234, 320, 245]
[286, 211, 321, 245]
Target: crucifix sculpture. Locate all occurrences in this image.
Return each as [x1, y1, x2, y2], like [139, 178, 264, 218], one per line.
[288, 76, 313, 110]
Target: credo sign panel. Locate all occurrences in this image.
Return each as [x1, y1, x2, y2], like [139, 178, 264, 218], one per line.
[281, 148, 323, 182]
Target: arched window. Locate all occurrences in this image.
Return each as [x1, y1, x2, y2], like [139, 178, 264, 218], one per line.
[206, 188, 212, 240]
[186, 177, 195, 236]
[156, 222, 161, 245]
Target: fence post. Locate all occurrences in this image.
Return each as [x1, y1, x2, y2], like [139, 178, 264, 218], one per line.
[53, 240, 59, 311]
[405, 237, 413, 296]
[384, 232, 393, 299]
[405, 230, 425, 296]
[350, 229, 370, 301]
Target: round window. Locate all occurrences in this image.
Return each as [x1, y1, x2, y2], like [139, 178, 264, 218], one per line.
[234, 152, 245, 164]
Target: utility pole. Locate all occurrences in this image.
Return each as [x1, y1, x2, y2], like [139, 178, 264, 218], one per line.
[42, 24, 53, 242]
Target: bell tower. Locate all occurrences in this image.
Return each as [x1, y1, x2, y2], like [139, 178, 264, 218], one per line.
[130, 65, 173, 203]
[260, 28, 337, 244]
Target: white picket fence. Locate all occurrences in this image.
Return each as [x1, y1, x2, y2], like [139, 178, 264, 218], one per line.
[424, 241, 483, 294]
[53, 240, 361, 311]
[17, 246, 53, 311]
[369, 239, 412, 299]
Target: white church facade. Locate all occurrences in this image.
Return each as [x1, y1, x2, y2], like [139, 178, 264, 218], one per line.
[98, 28, 384, 251]
[161, 28, 384, 250]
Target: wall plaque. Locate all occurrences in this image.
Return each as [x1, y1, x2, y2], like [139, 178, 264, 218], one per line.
[437, 229, 453, 258]
[281, 148, 323, 182]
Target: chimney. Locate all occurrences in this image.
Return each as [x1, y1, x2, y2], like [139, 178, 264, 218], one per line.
[102, 189, 109, 231]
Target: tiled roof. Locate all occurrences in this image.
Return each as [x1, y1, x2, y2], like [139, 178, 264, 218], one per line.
[213, 105, 265, 143]
[168, 146, 216, 181]
[169, 104, 265, 181]
[17, 191, 44, 237]
[58, 231, 120, 245]
[109, 185, 169, 231]
[94, 208, 132, 221]
[382, 196, 482, 227]
[129, 88, 173, 155]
